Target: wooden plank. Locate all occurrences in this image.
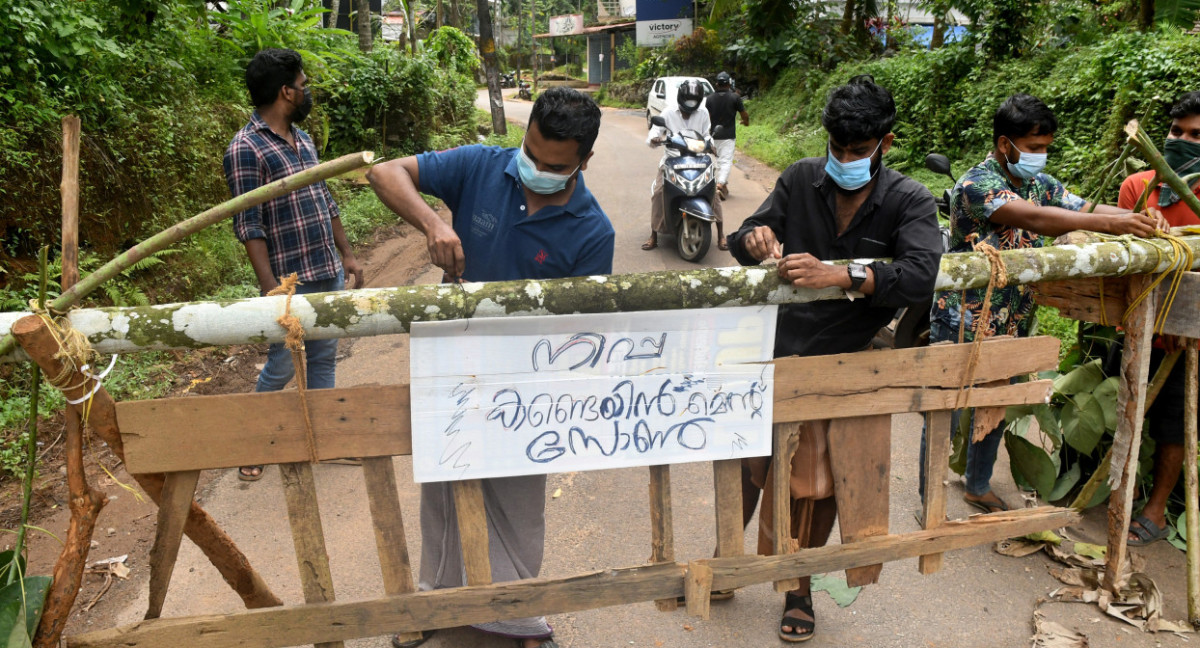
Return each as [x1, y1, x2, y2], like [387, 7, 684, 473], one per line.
[1103, 277, 1156, 594]
[144, 470, 200, 620]
[775, 379, 1054, 423]
[684, 560, 713, 620]
[279, 462, 342, 648]
[712, 459, 744, 558]
[361, 457, 423, 646]
[772, 336, 1059, 393]
[1033, 278, 1129, 326]
[648, 464, 676, 611]
[828, 415, 891, 587]
[451, 479, 492, 587]
[1158, 273, 1200, 339]
[1185, 347, 1199, 626]
[118, 376, 1053, 474]
[67, 507, 1079, 648]
[772, 422, 801, 593]
[117, 384, 413, 473]
[919, 410, 953, 574]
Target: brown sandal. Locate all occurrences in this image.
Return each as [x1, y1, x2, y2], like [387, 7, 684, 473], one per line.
[238, 465, 264, 482]
[641, 237, 658, 251]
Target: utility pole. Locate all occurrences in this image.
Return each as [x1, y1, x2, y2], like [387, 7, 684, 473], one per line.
[530, 0, 537, 92]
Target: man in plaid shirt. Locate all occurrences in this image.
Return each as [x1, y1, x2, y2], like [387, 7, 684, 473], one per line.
[223, 48, 364, 482]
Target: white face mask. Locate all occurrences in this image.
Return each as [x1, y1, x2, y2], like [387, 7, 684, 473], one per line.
[515, 140, 578, 195]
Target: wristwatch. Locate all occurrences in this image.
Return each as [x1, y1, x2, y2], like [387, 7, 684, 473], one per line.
[847, 263, 868, 292]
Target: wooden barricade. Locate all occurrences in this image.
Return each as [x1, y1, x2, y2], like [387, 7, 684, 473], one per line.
[66, 337, 1075, 648]
[1035, 273, 1200, 595]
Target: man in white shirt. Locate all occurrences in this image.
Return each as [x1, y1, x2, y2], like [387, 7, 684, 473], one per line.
[642, 80, 725, 250]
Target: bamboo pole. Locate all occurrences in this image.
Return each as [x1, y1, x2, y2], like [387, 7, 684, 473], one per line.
[4, 236, 1200, 363]
[1125, 120, 1200, 219]
[1185, 346, 1199, 626]
[61, 115, 81, 289]
[0, 151, 374, 360]
[10, 316, 283, 611]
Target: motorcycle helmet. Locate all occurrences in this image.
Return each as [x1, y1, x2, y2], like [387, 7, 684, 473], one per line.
[715, 71, 732, 88]
[676, 80, 703, 115]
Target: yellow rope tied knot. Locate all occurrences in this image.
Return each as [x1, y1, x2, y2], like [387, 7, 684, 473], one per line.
[955, 242, 1008, 410]
[27, 300, 104, 424]
[267, 274, 320, 464]
[1120, 231, 1195, 332]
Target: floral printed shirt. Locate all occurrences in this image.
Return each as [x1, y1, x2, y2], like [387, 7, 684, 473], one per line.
[930, 155, 1086, 342]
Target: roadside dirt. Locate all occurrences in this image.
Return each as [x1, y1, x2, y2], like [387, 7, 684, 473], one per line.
[7, 213, 438, 638]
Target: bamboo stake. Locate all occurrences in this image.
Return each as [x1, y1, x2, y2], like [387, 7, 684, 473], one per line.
[1185, 346, 1199, 627]
[0, 151, 374, 360]
[61, 115, 81, 289]
[9, 247, 49, 588]
[1125, 120, 1200, 219]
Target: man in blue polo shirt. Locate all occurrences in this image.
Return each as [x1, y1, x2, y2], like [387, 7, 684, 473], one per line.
[368, 86, 612, 648]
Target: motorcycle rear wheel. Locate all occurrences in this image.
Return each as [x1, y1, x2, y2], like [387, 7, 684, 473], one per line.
[676, 214, 712, 262]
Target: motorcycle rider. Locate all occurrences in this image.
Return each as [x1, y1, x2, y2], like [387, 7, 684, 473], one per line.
[642, 80, 726, 251]
[704, 71, 749, 200]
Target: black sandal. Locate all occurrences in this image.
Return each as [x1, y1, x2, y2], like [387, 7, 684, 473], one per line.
[391, 629, 435, 648]
[779, 592, 815, 643]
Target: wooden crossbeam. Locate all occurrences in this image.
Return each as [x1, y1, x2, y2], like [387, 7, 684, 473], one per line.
[1035, 273, 1200, 337]
[67, 507, 1078, 648]
[117, 339, 1060, 474]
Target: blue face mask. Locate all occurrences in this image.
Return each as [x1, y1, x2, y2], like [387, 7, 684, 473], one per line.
[1004, 138, 1047, 181]
[825, 139, 883, 191]
[516, 142, 578, 195]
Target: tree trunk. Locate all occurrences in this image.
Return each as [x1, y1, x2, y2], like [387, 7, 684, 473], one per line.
[1140, 0, 1154, 30]
[450, 0, 460, 27]
[329, 0, 342, 28]
[407, 0, 418, 54]
[356, 0, 373, 51]
[437, 0, 444, 28]
[931, 11, 945, 48]
[841, 0, 856, 34]
[4, 236, 1200, 362]
[477, 0, 508, 136]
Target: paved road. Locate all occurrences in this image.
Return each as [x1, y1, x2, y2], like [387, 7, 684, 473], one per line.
[95, 91, 1192, 648]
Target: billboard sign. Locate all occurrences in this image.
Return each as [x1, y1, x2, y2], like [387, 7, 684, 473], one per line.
[548, 14, 584, 36]
[636, 0, 693, 47]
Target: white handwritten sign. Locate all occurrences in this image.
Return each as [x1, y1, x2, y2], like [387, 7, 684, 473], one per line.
[409, 306, 777, 483]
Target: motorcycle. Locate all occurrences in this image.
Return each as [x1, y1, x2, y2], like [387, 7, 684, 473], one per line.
[517, 79, 532, 101]
[872, 153, 957, 349]
[500, 71, 516, 89]
[649, 115, 721, 262]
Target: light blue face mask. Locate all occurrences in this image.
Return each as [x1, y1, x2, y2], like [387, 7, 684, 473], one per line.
[1004, 138, 1047, 181]
[516, 142, 578, 195]
[825, 139, 883, 191]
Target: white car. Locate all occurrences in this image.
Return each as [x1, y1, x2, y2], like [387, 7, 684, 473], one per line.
[646, 76, 715, 129]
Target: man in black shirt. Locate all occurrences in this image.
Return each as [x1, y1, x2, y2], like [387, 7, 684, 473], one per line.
[726, 74, 941, 642]
[704, 72, 749, 200]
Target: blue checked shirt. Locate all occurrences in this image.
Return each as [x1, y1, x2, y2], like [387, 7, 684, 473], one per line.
[223, 112, 342, 283]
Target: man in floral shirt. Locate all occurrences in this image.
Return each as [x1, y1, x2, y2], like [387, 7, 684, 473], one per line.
[927, 93, 1162, 513]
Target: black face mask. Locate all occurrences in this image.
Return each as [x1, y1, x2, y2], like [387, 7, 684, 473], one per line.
[289, 86, 313, 123]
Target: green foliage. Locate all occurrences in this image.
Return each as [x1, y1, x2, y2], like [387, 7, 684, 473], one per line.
[424, 26, 480, 79]
[0, 574, 52, 646]
[210, 0, 360, 75]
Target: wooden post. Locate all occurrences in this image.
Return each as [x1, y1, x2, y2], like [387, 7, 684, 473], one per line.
[280, 462, 343, 648]
[452, 479, 493, 586]
[683, 560, 713, 620]
[712, 459, 744, 558]
[61, 115, 80, 290]
[145, 470, 200, 619]
[772, 422, 800, 592]
[12, 316, 282, 644]
[920, 410, 953, 574]
[829, 414, 891, 587]
[362, 457, 422, 644]
[1185, 346, 1199, 626]
[1103, 276, 1157, 593]
[649, 465, 676, 611]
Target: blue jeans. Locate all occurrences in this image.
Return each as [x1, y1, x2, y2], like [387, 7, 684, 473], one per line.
[256, 271, 344, 393]
[918, 318, 1006, 499]
[919, 409, 1005, 499]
